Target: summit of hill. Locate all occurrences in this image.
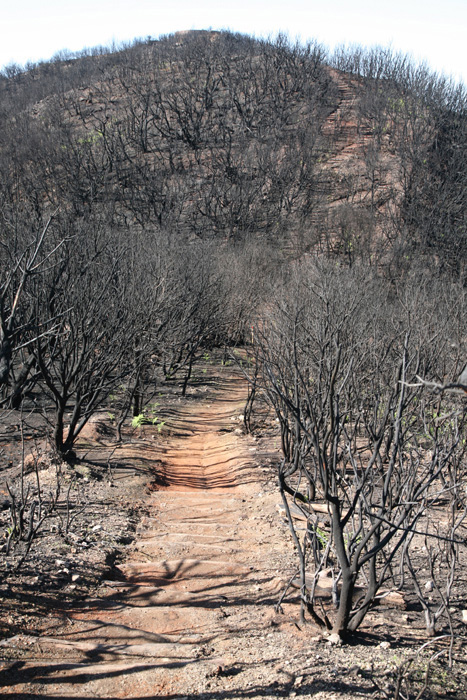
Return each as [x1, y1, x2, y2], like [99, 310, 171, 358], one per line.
[0, 29, 465, 273]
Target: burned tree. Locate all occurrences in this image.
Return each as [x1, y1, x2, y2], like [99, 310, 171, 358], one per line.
[251, 261, 466, 638]
[28, 214, 149, 457]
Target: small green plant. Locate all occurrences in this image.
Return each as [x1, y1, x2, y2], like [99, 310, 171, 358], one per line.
[131, 413, 146, 428]
[131, 402, 164, 430]
[314, 526, 328, 548]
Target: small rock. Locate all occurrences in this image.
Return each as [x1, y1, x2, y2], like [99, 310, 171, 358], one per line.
[461, 610, 467, 624]
[424, 580, 434, 592]
[380, 641, 391, 649]
[327, 633, 342, 646]
[207, 665, 224, 678]
[71, 574, 81, 583]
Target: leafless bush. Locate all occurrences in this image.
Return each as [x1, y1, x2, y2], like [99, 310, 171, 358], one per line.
[1, 418, 63, 576]
[248, 260, 466, 639]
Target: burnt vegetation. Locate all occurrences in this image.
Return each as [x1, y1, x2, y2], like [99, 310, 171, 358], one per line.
[0, 29, 466, 663]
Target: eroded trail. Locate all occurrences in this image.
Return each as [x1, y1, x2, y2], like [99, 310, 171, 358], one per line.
[2, 368, 291, 698]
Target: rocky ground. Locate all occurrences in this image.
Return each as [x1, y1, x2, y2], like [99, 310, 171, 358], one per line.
[0, 360, 466, 699]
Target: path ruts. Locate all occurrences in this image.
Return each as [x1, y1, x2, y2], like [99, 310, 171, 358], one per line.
[1, 368, 286, 698]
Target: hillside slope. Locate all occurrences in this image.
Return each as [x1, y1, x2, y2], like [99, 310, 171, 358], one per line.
[1, 30, 465, 271]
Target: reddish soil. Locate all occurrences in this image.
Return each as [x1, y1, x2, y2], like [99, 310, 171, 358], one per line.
[0, 364, 466, 699]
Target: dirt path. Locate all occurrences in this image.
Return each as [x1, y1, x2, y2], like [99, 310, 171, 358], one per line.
[2, 366, 466, 699]
[0, 369, 301, 698]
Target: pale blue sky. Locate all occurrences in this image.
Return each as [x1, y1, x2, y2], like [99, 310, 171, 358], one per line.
[2, 0, 466, 84]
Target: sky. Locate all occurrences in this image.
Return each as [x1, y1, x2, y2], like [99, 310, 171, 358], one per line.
[2, 0, 466, 85]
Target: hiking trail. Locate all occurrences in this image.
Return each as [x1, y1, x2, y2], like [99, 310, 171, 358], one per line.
[1, 367, 295, 698]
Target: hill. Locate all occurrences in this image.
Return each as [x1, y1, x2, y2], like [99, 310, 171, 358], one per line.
[1, 30, 465, 272]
